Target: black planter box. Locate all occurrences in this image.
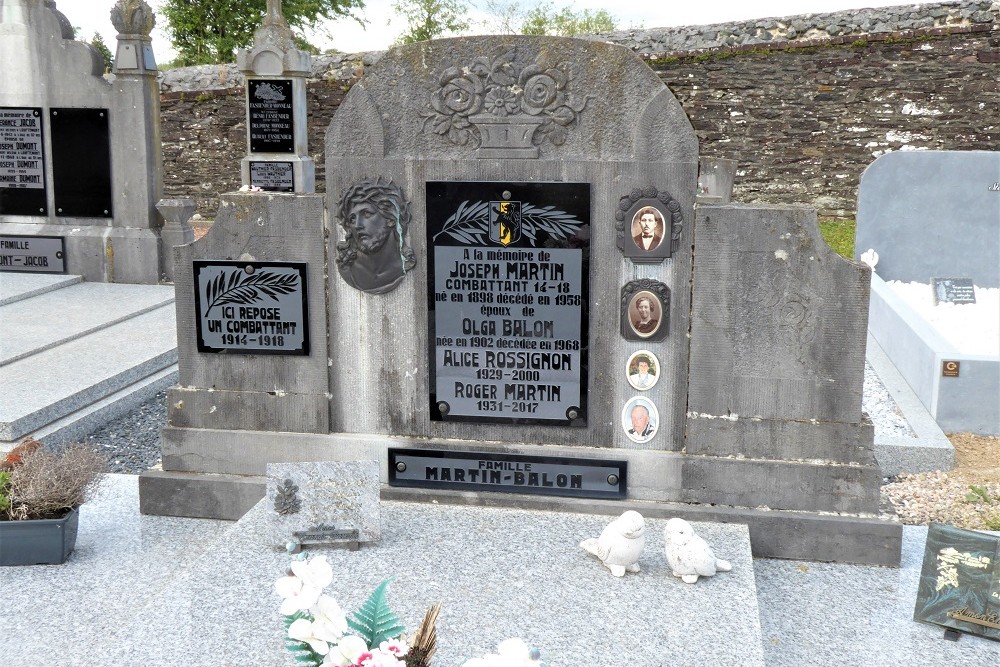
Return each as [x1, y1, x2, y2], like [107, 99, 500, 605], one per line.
[0, 507, 79, 566]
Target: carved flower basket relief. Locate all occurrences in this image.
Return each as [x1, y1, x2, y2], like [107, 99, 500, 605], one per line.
[424, 49, 589, 158]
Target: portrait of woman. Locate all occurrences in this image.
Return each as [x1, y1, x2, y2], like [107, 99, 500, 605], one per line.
[626, 350, 659, 391]
[628, 291, 662, 338]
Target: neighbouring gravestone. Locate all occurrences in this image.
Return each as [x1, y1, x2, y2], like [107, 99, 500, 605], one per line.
[0, 0, 166, 283]
[141, 32, 900, 565]
[858, 151, 1000, 436]
[265, 461, 381, 550]
[237, 0, 315, 193]
[856, 151, 1000, 288]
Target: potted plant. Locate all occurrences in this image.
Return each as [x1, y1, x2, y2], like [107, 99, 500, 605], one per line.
[0, 438, 106, 566]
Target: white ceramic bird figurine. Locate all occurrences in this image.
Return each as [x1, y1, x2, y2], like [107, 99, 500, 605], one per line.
[579, 510, 646, 577]
[663, 517, 732, 584]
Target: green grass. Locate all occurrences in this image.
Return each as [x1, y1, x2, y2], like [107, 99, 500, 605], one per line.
[818, 217, 856, 259]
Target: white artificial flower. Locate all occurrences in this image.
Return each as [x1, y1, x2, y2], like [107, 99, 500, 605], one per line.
[311, 595, 349, 641]
[365, 649, 406, 667]
[496, 638, 530, 660]
[288, 617, 331, 656]
[275, 556, 333, 616]
[379, 638, 408, 657]
[275, 574, 323, 615]
[292, 555, 334, 589]
[328, 635, 368, 665]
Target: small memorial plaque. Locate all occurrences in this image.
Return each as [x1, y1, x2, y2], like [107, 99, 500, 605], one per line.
[931, 277, 976, 305]
[247, 79, 294, 153]
[193, 261, 309, 355]
[942, 361, 961, 378]
[265, 461, 381, 549]
[426, 181, 591, 425]
[249, 161, 294, 192]
[388, 448, 626, 500]
[913, 523, 1000, 642]
[0, 107, 46, 215]
[50, 108, 112, 218]
[0, 235, 65, 273]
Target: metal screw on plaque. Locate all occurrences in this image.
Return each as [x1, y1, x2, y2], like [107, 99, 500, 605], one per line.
[607, 474, 619, 486]
[566, 408, 579, 420]
[103, 210, 109, 215]
[502, 190, 512, 199]
[245, 265, 255, 274]
[438, 401, 450, 415]
[396, 461, 407, 472]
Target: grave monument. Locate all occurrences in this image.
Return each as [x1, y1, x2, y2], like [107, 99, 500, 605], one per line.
[857, 151, 999, 436]
[140, 13, 901, 564]
[0, 0, 164, 283]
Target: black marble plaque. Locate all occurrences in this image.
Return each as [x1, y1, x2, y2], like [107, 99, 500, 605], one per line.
[388, 448, 626, 499]
[931, 277, 976, 305]
[913, 523, 1000, 642]
[50, 108, 112, 218]
[0, 107, 46, 216]
[249, 161, 294, 192]
[193, 261, 309, 355]
[0, 235, 65, 273]
[426, 181, 591, 425]
[248, 79, 294, 153]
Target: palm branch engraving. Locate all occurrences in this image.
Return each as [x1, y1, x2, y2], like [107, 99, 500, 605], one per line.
[432, 200, 584, 246]
[204, 268, 298, 316]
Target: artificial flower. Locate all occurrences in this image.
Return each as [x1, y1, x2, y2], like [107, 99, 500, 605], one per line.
[288, 617, 331, 656]
[291, 555, 334, 589]
[326, 634, 368, 666]
[275, 573, 322, 615]
[379, 638, 408, 657]
[311, 595, 349, 641]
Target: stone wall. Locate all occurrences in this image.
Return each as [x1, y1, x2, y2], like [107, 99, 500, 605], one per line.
[159, 1, 999, 218]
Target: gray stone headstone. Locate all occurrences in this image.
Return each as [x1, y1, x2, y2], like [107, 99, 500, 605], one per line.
[855, 151, 1000, 288]
[264, 460, 381, 547]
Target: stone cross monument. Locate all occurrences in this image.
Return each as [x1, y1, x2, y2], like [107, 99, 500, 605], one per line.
[237, 0, 315, 193]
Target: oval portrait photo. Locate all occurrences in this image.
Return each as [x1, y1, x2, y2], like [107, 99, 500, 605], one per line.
[630, 206, 665, 252]
[621, 396, 659, 444]
[628, 290, 662, 338]
[625, 350, 659, 391]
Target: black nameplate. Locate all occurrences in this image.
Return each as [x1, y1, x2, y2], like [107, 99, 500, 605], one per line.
[0, 235, 65, 273]
[388, 448, 626, 500]
[50, 108, 112, 218]
[292, 526, 359, 543]
[913, 523, 1000, 642]
[931, 277, 976, 305]
[248, 79, 294, 153]
[249, 160, 294, 192]
[193, 261, 309, 355]
[426, 181, 591, 425]
[0, 107, 47, 215]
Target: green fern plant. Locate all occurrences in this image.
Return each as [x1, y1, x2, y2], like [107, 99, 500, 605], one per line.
[348, 579, 405, 647]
